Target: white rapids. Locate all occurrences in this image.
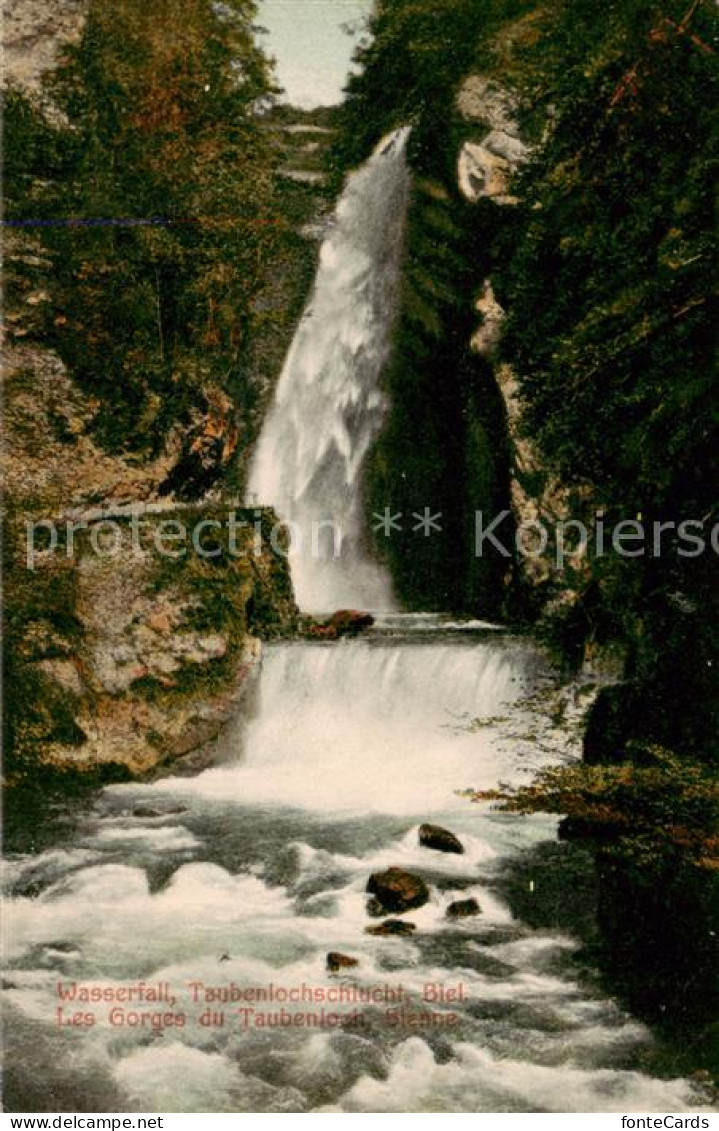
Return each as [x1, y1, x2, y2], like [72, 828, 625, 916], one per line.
[3, 630, 713, 1114]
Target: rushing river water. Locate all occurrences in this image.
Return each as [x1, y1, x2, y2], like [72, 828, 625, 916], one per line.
[3, 620, 713, 1112]
[4, 129, 714, 1113]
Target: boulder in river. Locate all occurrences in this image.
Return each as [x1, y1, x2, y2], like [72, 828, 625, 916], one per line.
[365, 919, 417, 937]
[366, 867, 430, 914]
[327, 609, 375, 635]
[327, 952, 359, 972]
[446, 898, 481, 919]
[419, 823, 464, 855]
[307, 610, 375, 640]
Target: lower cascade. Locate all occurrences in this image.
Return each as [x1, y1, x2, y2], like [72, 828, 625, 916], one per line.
[3, 624, 713, 1112]
[248, 129, 411, 613]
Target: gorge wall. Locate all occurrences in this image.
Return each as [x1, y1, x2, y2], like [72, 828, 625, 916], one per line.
[337, 3, 592, 622]
[334, 0, 717, 750]
[3, 340, 297, 784]
[329, 0, 717, 1063]
[3, 0, 312, 786]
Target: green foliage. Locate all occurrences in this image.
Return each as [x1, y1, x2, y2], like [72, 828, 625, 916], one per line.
[494, 0, 719, 752]
[500, 0, 718, 516]
[5, 0, 280, 459]
[332, 0, 537, 178]
[2, 514, 86, 771]
[470, 745, 719, 871]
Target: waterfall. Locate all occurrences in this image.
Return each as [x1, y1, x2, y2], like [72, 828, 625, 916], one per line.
[145, 632, 549, 816]
[248, 128, 411, 612]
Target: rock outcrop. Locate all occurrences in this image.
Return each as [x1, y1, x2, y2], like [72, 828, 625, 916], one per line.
[457, 74, 528, 206]
[365, 920, 417, 937]
[4, 0, 87, 96]
[458, 133, 528, 206]
[5, 498, 297, 783]
[418, 823, 464, 855]
[457, 75, 518, 131]
[366, 868, 430, 915]
[326, 952, 359, 972]
[306, 610, 375, 640]
[446, 898, 481, 919]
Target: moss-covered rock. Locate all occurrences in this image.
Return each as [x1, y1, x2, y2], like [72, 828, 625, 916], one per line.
[4, 504, 297, 785]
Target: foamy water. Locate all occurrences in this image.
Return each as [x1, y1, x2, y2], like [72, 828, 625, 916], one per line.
[3, 633, 713, 1113]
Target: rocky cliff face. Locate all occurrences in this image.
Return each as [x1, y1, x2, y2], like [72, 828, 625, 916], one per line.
[2, 7, 302, 785]
[4, 0, 87, 95]
[454, 70, 587, 593]
[442, 50, 618, 660]
[358, 20, 594, 624]
[5, 498, 295, 784]
[4, 281, 297, 784]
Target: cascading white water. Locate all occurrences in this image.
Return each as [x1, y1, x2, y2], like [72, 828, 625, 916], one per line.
[150, 633, 546, 816]
[248, 129, 411, 612]
[4, 633, 713, 1113]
